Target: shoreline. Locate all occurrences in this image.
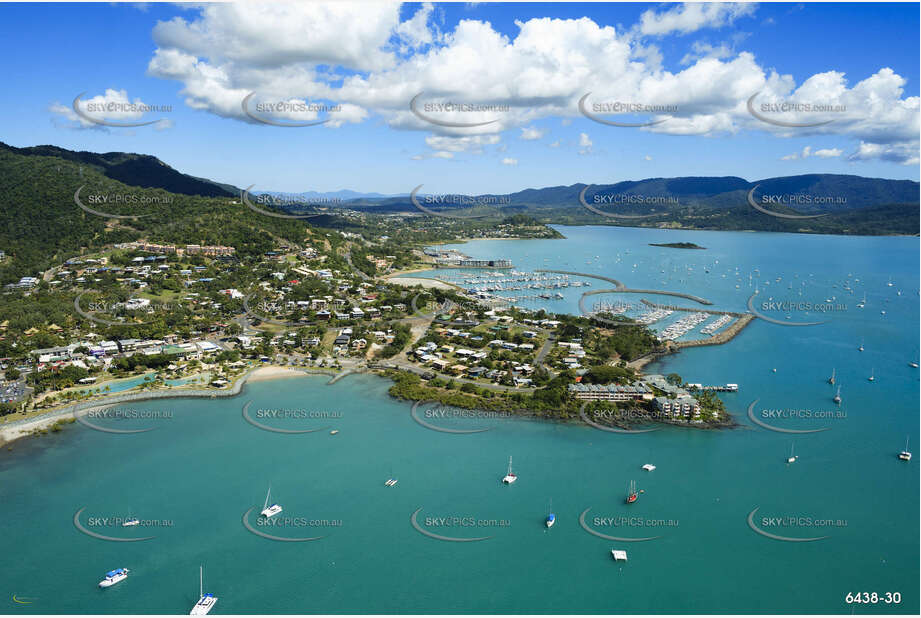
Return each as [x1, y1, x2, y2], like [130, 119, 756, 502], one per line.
[0, 365, 335, 447]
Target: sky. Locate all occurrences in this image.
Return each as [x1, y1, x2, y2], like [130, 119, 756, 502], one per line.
[0, 2, 918, 195]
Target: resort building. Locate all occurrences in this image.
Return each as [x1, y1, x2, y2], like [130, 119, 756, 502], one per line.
[568, 383, 655, 402]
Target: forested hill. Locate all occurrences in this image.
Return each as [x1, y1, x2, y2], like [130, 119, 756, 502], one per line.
[0, 145, 311, 284]
[0, 142, 238, 198]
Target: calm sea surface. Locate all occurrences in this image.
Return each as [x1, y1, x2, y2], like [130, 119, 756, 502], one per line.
[1, 226, 917, 614]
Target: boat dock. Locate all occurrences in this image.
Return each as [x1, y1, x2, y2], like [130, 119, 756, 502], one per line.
[687, 383, 739, 392]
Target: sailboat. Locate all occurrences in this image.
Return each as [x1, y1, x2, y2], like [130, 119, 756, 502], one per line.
[858, 339, 864, 352]
[502, 456, 517, 484]
[787, 444, 797, 464]
[909, 361, 919, 369]
[190, 566, 217, 615]
[828, 368, 836, 385]
[545, 499, 555, 528]
[626, 480, 638, 504]
[259, 486, 282, 518]
[833, 386, 842, 404]
[887, 277, 893, 287]
[898, 437, 912, 461]
[868, 368, 875, 382]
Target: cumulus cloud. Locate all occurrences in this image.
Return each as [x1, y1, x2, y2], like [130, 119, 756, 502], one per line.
[501, 157, 518, 165]
[578, 132, 592, 155]
[781, 145, 844, 160]
[519, 126, 546, 140]
[51, 89, 172, 130]
[637, 3, 758, 37]
[140, 3, 919, 164]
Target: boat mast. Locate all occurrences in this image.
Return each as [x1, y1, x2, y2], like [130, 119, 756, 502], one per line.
[263, 486, 270, 510]
[199, 565, 203, 599]
[507, 456, 513, 476]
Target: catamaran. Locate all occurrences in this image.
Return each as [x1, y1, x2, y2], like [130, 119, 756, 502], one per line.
[259, 486, 282, 518]
[828, 368, 836, 385]
[98, 568, 129, 588]
[502, 456, 517, 484]
[833, 386, 842, 404]
[626, 480, 638, 504]
[899, 437, 912, 461]
[190, 566, 217, 615]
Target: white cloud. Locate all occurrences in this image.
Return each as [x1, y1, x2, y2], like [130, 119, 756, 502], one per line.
[644, 155, 653, 161]
[141, 4, 919, 165]
[782, 145, 844, 161]
[424, 134, 500, 154]
[520, 126, 546, 140]
[578, 132, 593, 155]
[848, 141, 919, 166]
[501, 157, 518, 165]
[51, 88, 171, 130]
[813, 148, 842, 158]
[548, 139, 561, 148]
[638, 3, 758, 37]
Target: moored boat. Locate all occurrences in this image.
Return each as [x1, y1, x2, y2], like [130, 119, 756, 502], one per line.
[190, 566, 217, 615]
[99, 568, 129, 588]
[502, 456, 517, 484]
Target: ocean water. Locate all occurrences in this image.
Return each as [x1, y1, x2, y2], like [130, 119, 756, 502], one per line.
[1, 226, 917, 614]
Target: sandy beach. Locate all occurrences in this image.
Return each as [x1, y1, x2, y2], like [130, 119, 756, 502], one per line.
[0, 365, 346, 446]
[385, 276, 458, 290]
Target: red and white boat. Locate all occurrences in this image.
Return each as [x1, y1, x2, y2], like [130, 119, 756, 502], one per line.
[626, 480, 638, 504]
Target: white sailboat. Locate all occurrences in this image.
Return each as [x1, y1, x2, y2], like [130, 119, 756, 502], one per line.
[868, 368, 875, 382]
[833, 386, 842, 404]
[189, 566, 217, 615]
[899, 437, 912, 461]
[786, 444, 797, 464]
[260, 486, 282, 518]
[828, 368, 836, 385]
[858, 339, 864, 352]
[502, 456, 517, 484]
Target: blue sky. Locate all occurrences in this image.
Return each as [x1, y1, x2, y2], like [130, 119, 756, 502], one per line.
[0, 2, 917, 194]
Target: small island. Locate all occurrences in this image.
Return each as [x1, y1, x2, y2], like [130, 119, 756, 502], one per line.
[649, 242, 706, 250]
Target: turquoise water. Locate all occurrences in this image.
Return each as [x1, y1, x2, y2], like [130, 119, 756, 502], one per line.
[77, 373, 205, 395]
[1, 226, 917, 614]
